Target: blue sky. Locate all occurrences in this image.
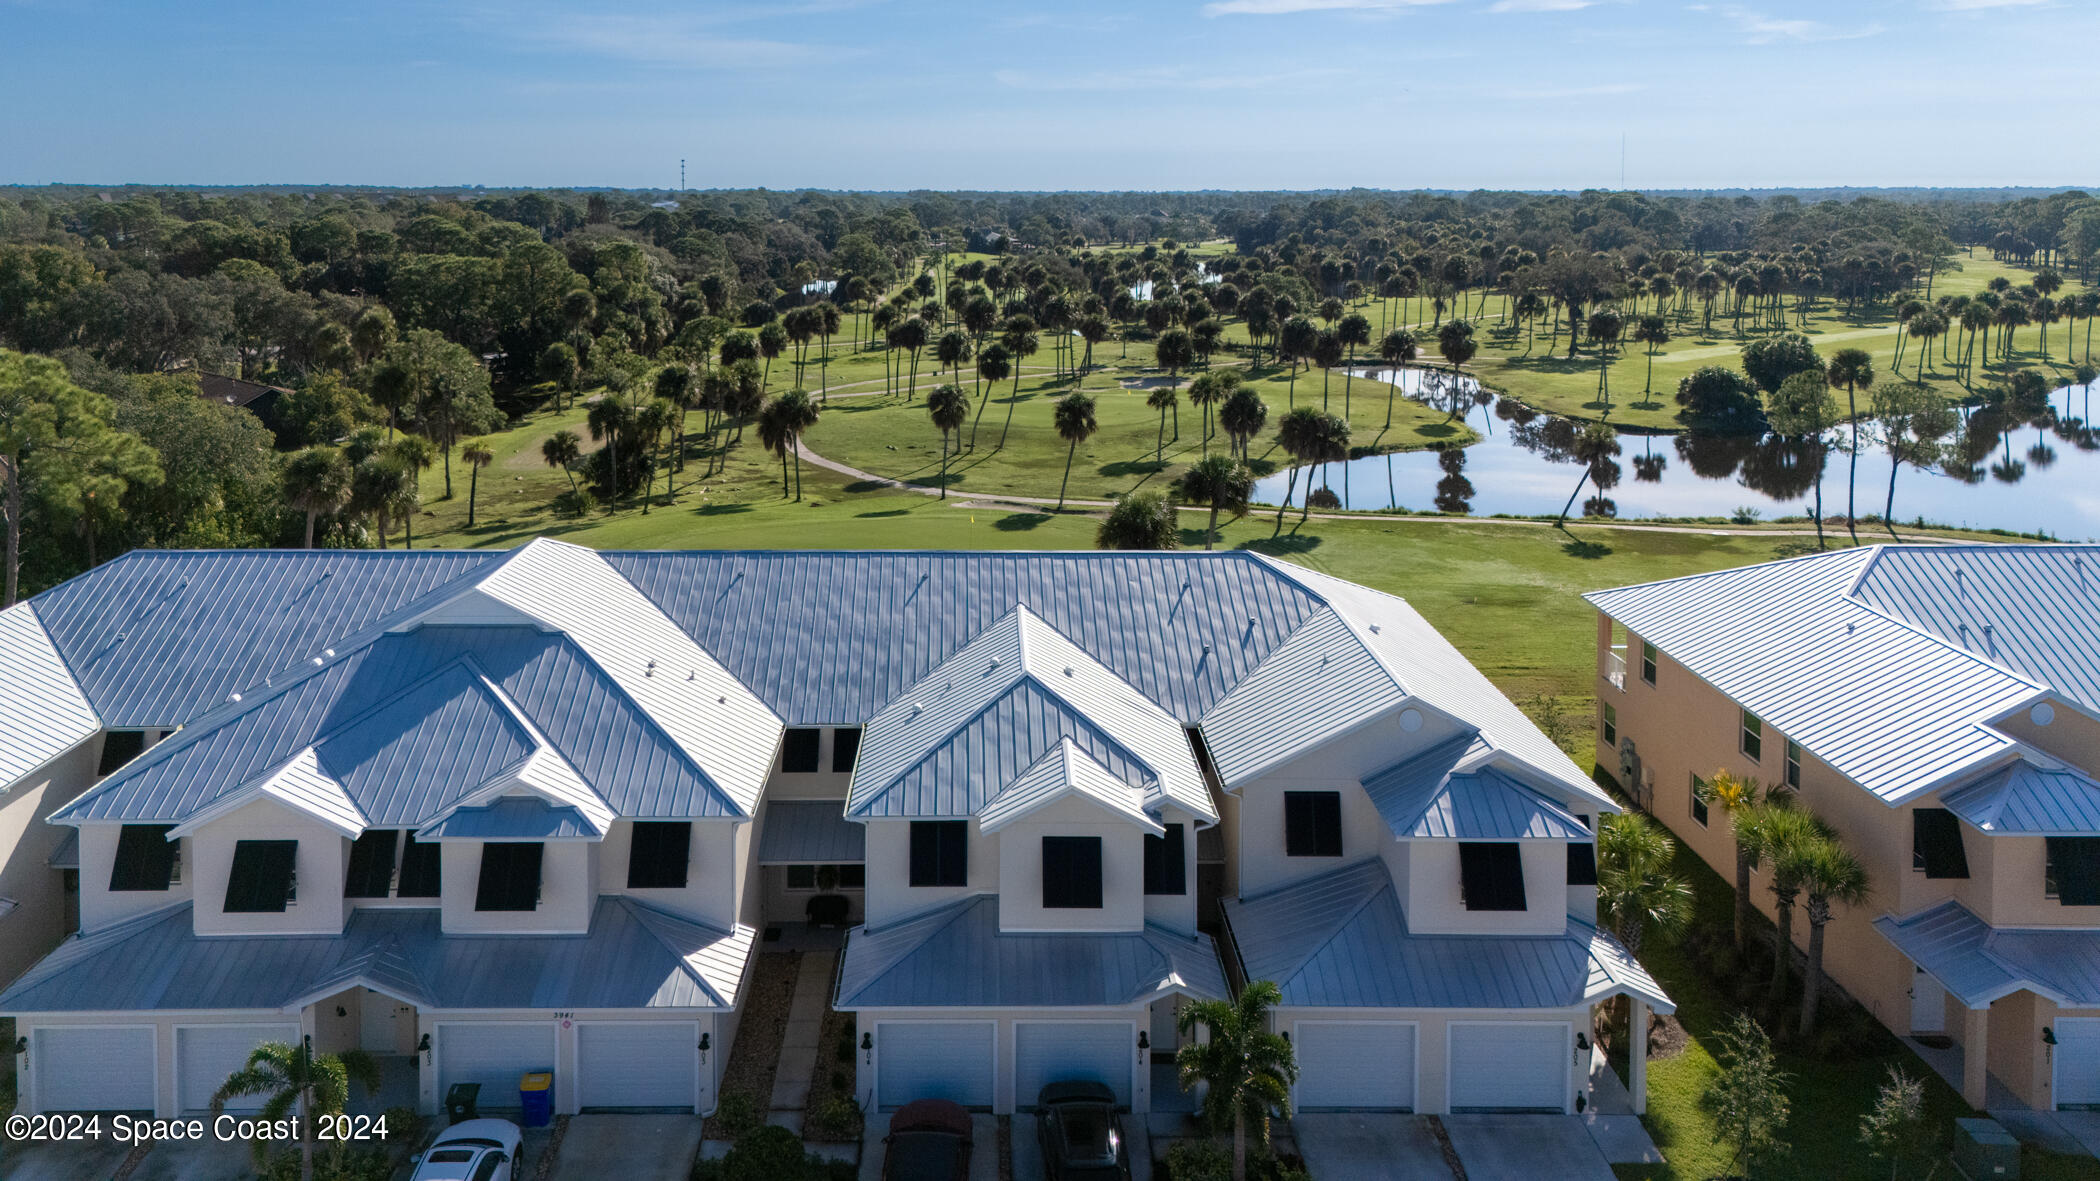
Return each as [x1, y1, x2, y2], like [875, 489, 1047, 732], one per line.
[2, 0, 2093, 190]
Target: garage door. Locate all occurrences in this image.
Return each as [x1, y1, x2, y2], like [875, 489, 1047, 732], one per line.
[1014, 1022, 1133, 1110]
[35, 1026, 156, 1112]
[578, 1021, 698, 1111]
[1295, 1022, 1415, 1110]
[876, 1022, 995, 1110]
[178, 1024, 299, 1113]
[1449, 1023, 1568, 1113]
[2057, 1018, 2100, 1109]
[438, 1023, 556, 1108]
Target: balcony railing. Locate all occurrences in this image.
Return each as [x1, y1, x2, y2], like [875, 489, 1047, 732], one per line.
[1605, 647, 1628, 692]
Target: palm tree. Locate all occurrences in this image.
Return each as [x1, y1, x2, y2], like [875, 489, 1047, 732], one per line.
[1311, 329, 1345, 409]
[541, 429, 581, 496]
[1157, 328, 1196, 411]
[1749, 804, 1831, 996]
[385, 436, 435, 547]
[1096, 490, 1179, 550]
[1186, 370, 1238, 457]
[971, 343, 1011, 450]
[1596, 812, 1692, 958]
[1053, 391, 1097, 511]
[1148, 385, 1180, 463]
[1436, 320, 1477, 420]
[1798, 835, 1870, 1037]
[757, 389, 820, 500]
[281, 446, 350, 549]
[1378, 328, 1418, 428]
[935, 327, 972, 380]
[1271, 406, 1333, 533]
[1219, 387, 1268, 463]
[891, 316, 930, 402]
[1825, 348, 1875, 545]
[461, 439, 494, 529]
[1180, 454, 1253, 549]
[1336, 312, 1371, 417]
[997, 316, 1040, 448]
[1176, 981, 1297, 1181]
[1632, 315, 1670, 407]
[926, 382, 969, 499]
[212, 1039, 380, 1181]
[1698, 770, 1765, 952]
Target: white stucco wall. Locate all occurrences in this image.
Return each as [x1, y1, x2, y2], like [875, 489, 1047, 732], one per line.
[439, 839, 594, 934]
[1402, 839, 1572, 935]
[863, 818, 999, 927]
[596, 818, 742, 930]
[0, 736, 102, 982]
[993, 795, 1147, 933]
[189, 798, 346, 937]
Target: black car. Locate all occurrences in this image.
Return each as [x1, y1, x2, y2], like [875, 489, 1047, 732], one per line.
[883, 1097, 974, 1181]
[1035, 1081, 1131, 1181]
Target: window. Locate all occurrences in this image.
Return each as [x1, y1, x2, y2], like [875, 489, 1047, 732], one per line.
[1739, 710, 1763, 762]
[626, 821, 691, 889]
[109, 824, 178, 891]
[344, 831, 399, 898]
[1144, 824, 1187, 895]
[1640, 641, 1657, 686]
[224, 840, 298, 913]
[470, 1152, 508, 1181]
[780, 729, 822, 773]
[1042, 836, 1104, 909]
[1690, 774, 1709, 827]
[1567, 841, 1599, 886]
[832, 727, 862, 773]
[908, 821, 968, 887]
[1284, 792, 1343, 858]
[785, 864, 864, 891]
[1600, 703, 1617, 749]
[1785, 740, 1802, 789]
[396, 832, 442, 898]
[475, 843, 543, 911]
[2045, 837, 2100, 906]
[1912, 809, 1970, 879]
[1458, 842, 1528, 911]
[97, 730, 146, 777]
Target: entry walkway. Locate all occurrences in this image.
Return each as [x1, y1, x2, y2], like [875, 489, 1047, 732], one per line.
[771, 943, 841, 1121]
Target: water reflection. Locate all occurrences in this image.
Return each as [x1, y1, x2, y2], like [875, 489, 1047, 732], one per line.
[1251, 367, 2100, 539]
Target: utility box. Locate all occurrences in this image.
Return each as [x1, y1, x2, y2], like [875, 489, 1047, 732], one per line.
[1954, 1117, 2020, 1180]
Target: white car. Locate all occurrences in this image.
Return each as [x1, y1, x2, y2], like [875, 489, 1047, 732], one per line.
[409, 1119, 525, 1181]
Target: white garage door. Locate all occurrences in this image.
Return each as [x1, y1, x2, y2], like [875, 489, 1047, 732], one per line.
[876, 1022, 995, 1110]
[438, 1023, 556, 1108]
[35, 1026, 156, 1112]
[1295, 1022, 1416, 1110]
[1449, 1023, 1568, 1113]
[1014, 1022, 1133, 1109]
[578, 1021, 698, 1111]
[178, 1024, 300, 1113]
[2057, 1018, 2100, 1109]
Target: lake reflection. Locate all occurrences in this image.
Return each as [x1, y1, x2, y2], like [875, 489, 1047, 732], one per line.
[1251, 367, 2100, 540]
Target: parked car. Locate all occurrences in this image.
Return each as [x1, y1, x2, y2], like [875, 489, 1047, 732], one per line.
[410, 1118, 524, 1181]
[883, 1097, 973, 1181]
[1035, 1081, 1130, 1180]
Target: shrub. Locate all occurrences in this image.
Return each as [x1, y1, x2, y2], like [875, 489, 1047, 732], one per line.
[722, 1126, 807, 1181]
[1731, 505, 1762, 525]
[804, 1094, 863, 1143]
[712, 1088, 764, 1139]
[553, 487, 599, 518]
[1165, 1140, 1234, 1181]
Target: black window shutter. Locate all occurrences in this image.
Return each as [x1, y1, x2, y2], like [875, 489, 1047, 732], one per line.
[1285, 792, 1343, 858]
[1912, 809, 1971, 880]
[627, 821, 692, 889]
[910, 821, 967, 887]
[109, 824, 178, 891]
[396, 832, 442, 897]
[1043, 836, 1103, 909]
[1145, 824, 1187, 895]
[1567, 841, 1598, 887]
[224, 840, 298, 913]
[781, 729, 822, 773]
[832, 728, 863, 773]
[2049, 837, 2100, 906]
[98, 730, 146, 777]
[344, 830, 399, 898]
[475, 842, 544, 911]
[1459, 842, 1528, 911]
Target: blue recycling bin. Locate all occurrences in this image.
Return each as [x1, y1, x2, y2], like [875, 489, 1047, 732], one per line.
[519, 1071, 553, 1127]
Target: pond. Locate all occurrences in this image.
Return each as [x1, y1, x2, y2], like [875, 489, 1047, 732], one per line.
[1128, 272, 1222, 301]
[1250, 367, 2100, 541]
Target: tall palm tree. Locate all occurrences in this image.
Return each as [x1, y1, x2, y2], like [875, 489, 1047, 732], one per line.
[1749, 804, 1831, 996]
[1186, 370, 1237, 457]
[997, 316, 1040, 449]
[1586, 310, 1624, 415]
[281, 446, 350, 549]
[1310, 329, 1345, 410]
[1180, 454, 1253, 550]
[1825, 348, 1875, 545]
[891, 316, 930, 402]
[970, 343, 1011, 451]
[1436, 319, 1477, 421]
[212, 1039, 379, 1181]
[1053, 391, 1097, 511]
[1176, 981, 1297, 1181]
[1596, 812, 1692, 958]
[926, 383, 969, 499]
[1698, 770, 1766, 952]
[541, 429, 581, 496]
[1219, 387, 1268, 463]
[757, 389, 820, 500]
[384, 436, 435, 548]
[1378, 328, 1418, 429]
[1271, 407, 1332, 533]
[1632, 315, 1670, 407]
[935, 327, 972, 380]
[1797, 835, 1870, 1036]
[461, 439, 494, 529]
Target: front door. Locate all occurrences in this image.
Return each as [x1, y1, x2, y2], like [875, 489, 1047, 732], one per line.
[361, 989, 413, 1054]
[1910, 968, 1945, 1034]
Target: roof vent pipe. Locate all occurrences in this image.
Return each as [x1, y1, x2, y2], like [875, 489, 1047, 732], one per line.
[1983, 624, 1995, 657]
[1958, 623, 1970, 647]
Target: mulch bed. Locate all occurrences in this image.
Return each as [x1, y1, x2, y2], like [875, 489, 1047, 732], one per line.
[801, 1006, 861, 1142]
[704, 950, 800, 1140]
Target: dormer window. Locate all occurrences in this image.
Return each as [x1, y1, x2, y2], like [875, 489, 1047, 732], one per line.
[1042, 836, 1103, 909]
[780, 729, 822, 773]
[627, 822, 692, 889]
[475, 842, 543, 911]
[344, 830, 399, 898]
[1459, 842, 1527, 912]
[109, 824, 178, 892]
[224, 840, 298, 913]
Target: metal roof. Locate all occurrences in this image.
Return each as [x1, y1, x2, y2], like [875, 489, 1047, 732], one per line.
[1941, 760, 2100, 835]
[1586, 547, 2047, 804]
[978, 738, 1161, 835]
[1223, 859, 1673, 1014]
[836, 894, 1226, 1009]
[0, 603, 100, 791]
[1851, 545, 2100, 717]
[757, 801, 865, 864]
[1362, 740, 1592, 841]
[0, 897, 752, 1014]
[1873, 900, 2100, 1009]
[420, 797, 601, 840]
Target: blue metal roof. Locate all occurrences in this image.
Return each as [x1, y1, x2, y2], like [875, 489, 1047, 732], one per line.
[758, 801, 865, 863]
[0, 898, 753, 1013]
[31, 549, 500, 727]
[314, 660, 538, 826]
[1874, 900, 2100, 1009]
[836, 895, 1226, 1009]
[1223, 860, 1672, 1013]
[1362, 740, 1592, 841]
[420, 798, 600, 840]
[1941, 760, 2100, 835]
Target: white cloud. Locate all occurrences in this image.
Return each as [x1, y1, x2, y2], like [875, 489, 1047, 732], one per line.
[1489, 0, 1598, 11]
[1203, 0, 1452, 16]
[1690, 4, 1883, 43]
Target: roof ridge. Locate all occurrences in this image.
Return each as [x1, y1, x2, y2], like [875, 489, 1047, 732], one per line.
[1586, 544, 1883, 605]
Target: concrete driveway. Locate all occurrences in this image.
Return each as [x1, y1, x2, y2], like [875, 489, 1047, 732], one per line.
[546, 1115, 702, 1181]
[124, 1135, 260, 1181]
[1291, 1114, 1452, 1180]
[1442, 1114, 1615, 1181]
[0, 1136, 134, 1181]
